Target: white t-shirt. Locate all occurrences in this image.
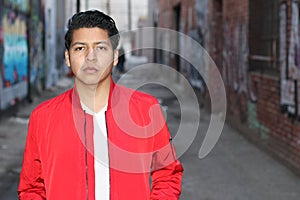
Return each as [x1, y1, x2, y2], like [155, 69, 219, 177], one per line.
[81, 102, 110, 200]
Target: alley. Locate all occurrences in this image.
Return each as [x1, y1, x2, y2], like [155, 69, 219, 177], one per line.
[1, 58, 300, 199]
[2, 0, 300, 199]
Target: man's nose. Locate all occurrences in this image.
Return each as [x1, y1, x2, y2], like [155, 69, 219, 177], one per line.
[86, 48, 97, 61]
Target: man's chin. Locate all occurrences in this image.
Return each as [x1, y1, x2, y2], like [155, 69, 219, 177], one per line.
[75, 76, 111, 87]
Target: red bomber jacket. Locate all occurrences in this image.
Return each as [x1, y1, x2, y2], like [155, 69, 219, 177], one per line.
[18, 80, 183, 200]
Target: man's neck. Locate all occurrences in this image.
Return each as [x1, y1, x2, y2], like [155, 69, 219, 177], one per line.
[75, 78, 111, 113]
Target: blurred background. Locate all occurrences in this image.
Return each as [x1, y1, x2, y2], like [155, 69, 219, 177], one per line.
[1, 0, 300, 199]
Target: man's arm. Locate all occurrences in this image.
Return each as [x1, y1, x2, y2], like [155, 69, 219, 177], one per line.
[18, 113, 46, 200]
[150, 134, 184, 200]
[149, 99, 184, 200]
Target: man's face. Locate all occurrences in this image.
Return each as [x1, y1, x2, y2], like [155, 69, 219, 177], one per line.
[65, 27, 118, 86]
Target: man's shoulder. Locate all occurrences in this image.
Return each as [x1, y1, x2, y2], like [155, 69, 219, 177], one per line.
[32, 89, 72, 116]
[116, 84, 159, 105]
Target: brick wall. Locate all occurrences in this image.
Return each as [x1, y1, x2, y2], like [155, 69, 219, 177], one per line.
[156, 0, 300, 172]
[217, 0, 300, 173]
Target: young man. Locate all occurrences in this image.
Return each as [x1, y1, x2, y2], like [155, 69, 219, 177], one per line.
[18, 10, 183, 200]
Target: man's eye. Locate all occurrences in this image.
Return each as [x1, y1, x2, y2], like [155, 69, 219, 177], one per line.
[97, 46, 107, 51]
[75, 47, 84, 51]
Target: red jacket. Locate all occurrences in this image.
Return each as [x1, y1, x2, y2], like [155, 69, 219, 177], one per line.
[18, 81, 183, 200]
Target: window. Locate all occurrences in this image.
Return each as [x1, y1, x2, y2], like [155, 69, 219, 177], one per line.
[249, 0, 279, 72]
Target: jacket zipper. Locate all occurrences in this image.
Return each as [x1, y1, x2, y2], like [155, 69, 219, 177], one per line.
[84, 111, 89, 200]
[105, 111, 111, 200]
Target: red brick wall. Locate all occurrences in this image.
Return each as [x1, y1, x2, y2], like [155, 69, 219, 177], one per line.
[156, 0, 300, 172]
[255, 71, 300, 170]
[217, 0, 300, 172]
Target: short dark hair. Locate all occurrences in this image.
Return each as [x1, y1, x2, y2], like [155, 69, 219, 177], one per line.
[64, 10, 120, 50]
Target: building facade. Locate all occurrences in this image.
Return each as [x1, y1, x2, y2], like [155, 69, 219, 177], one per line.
[0, 0, 45, 110]
[0, 0, 71, 111]
[150, 0, 300, 173]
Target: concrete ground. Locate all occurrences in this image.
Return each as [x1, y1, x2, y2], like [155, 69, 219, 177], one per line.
[1, 57, 300, 199]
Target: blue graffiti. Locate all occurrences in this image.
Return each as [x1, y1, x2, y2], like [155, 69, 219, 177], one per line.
[3, 34, 28, 86]
[4, 0, 29, 12]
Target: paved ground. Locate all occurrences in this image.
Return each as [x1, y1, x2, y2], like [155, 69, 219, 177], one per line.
[1, 57, 300, 199]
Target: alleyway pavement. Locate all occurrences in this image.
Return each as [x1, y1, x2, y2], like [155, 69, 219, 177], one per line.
[0, 56, 300, 199]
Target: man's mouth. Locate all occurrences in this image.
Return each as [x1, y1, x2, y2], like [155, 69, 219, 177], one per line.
[83, 66, 98, 73]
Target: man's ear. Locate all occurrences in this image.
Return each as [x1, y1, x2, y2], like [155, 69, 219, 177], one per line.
[113, 49, 119, 67]
[65, 50, 71, 67]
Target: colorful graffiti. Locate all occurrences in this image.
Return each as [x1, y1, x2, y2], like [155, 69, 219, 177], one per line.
[4, 0, 29, 12]
[248, 102, 269, 140]
[1, 9, 28, 88]
[0, 8, 29, 109]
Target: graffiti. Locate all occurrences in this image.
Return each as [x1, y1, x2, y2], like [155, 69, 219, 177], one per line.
[289, 3, 300, 79]
[279, 3, 287, 80]
[4, 0, 29, 12]
[223, 19, 252, 123]
[0, 8, 29, 109]
[223, 20, 241, 91]
[290, 2, 300, 117]
[280, 2, 300, 117]
[29, 0, 45, 94]
[1, 9, 28, 88]
[248, 102, 269, 140]
[279, 3, 293, 113]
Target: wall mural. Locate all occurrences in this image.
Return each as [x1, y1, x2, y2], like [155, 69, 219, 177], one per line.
[4, 0, 29, 12]
[1, 9, 28, 87]
[0, 8, 28, 109]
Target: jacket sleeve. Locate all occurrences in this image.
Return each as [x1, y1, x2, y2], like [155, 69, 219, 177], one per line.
[150, 146, 184, 200]
[150, 101, 184, 200]
[18, 112, 46, 200]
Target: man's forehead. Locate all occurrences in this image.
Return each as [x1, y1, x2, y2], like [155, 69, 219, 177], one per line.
[71, 28, 112, 44]
[73, 27, 109, 37]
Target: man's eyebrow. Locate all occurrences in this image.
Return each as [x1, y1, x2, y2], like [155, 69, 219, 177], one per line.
[71, 42, 86, 47]
[95, 41, 111, 46]
[71, 41, 111, 47]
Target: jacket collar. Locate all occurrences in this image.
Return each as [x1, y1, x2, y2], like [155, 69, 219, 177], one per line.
[70, 77, 119, 112]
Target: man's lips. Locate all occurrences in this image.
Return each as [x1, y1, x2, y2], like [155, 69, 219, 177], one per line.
[83, 67, 99, 73]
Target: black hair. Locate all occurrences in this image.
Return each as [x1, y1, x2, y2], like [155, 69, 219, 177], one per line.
[64, 10, 120, 50]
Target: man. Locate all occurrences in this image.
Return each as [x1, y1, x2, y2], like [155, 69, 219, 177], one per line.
[18, 10, 183, 200]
